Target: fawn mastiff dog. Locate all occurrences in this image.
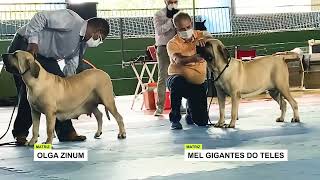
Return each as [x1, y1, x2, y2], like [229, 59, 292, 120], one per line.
[1, 50, 126, 145]
[203, 39, 300, 128]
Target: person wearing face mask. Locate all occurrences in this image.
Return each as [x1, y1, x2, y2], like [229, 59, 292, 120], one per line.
[7, 9, 109, 145]
[166, 11, 211, 130]
[153, 0, 180, 116]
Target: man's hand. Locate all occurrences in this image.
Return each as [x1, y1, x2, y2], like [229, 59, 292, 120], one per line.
[196, 38, 206, 47]
[166, 9, 180, 18]
[27, 43, 39, 57]
[195, 54, 205, 63]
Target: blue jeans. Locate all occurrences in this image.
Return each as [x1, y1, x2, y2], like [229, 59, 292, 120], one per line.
[167, 75, 208, 126]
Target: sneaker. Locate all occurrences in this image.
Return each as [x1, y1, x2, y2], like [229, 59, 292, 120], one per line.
[58, 130, 86, 142]
[170, 122, 183, 130]
[153, 108, 163, 116]
[185, 114, 194, 125]
[14, 135, 28, 146]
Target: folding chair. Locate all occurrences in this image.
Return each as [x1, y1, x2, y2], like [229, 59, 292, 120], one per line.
[146, 45, 157, 61]
[236, 49, 257, 61]
[122, 45, 158, 109]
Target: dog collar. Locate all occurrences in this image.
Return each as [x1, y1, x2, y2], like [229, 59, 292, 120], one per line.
[20, 68, 30, 76]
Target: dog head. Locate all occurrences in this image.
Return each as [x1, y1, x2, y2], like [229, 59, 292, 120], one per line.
[197, 39, 230, 71]
[1, 50, 40, 78]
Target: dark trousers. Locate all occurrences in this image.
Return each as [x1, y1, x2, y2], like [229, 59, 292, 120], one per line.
[8, 34, 76, 139]
[167, 75, 208, 126]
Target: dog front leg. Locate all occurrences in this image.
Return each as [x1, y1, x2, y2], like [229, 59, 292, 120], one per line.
[28, 108, 41, 146]
[229, 93, 240, 128]
[214, 86, 226, 128]
[45, 113, 57, 145]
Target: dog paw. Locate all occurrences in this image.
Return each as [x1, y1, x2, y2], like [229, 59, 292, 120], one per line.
[214, 123, 225, 128]
[27, 139, 37, 146]
[291, 117, 300, 123]
[44, 139, 53, 145]
[227, 124, 235, 128]
[41, 142, 53, 146]
[94, 132, 102, 139]
[118, 132, 126, 139]
[276, 117, 285, 122]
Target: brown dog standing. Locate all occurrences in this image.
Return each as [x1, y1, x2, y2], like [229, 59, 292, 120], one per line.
[2, 50, 126, 145]
[205, 39, 300, 128]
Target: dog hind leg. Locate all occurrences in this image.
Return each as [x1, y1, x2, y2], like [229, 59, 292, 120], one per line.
[104, 100, 126, 139]
[269, 89, 287, 122]
[277, 87, 300, 123]
[97, 87, 126, 139]
[93, 107, 103, 138]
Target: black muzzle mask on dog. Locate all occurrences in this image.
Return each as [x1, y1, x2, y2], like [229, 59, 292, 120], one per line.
[196, 44, 213, 62]
[1, 53, 20, 74]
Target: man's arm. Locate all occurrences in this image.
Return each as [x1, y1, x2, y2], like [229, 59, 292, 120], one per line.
[63, 55, 79, 77]
[153, 11, 174, 35]
[171, 53, 204, 65]
[202, 31, 213, 38]
[24, 9, 77, 56]
[25, 9, 75, 44]
[195, 31, 213, 47]
[167, 40, 204, 65]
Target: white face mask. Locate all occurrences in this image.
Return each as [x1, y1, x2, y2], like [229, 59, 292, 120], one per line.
[178, 29, 193, 40]
[86, 36, 103, 47]
[167, 3, 178, 10]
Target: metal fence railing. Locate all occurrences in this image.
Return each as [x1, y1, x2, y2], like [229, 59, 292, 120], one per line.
[2, 3, 320, 40]
[0, 4, 231, 40]
[0, 3, 66, 40]
[98, 7, 231, 38]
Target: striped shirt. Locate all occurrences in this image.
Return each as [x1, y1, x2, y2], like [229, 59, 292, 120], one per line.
[153, 8, 176, 46]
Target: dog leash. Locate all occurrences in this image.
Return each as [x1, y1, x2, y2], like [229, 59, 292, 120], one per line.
[0, 86, 22, 146]
[0, 104, 17, 146]
[212, 50, 232, 82]
[207, 75, 216, 126]
[206, 50, 232, 126]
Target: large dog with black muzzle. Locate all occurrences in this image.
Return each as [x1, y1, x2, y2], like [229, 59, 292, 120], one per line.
[203, 39, 300, 128]
[1, 50, 126, 145]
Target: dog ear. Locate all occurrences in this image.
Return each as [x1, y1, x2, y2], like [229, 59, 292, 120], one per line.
[30, 61, 40, 78]
[204, 42, 214, 62]
[217, 44, 230, 61]
[196, 42, 214, 62]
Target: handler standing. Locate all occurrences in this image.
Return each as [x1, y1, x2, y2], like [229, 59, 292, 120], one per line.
[153, 0, 179, 116]
[8, 9, 109, 145]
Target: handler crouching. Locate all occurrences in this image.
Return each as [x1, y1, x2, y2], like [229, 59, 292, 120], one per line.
[166, 12, 210, 129]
